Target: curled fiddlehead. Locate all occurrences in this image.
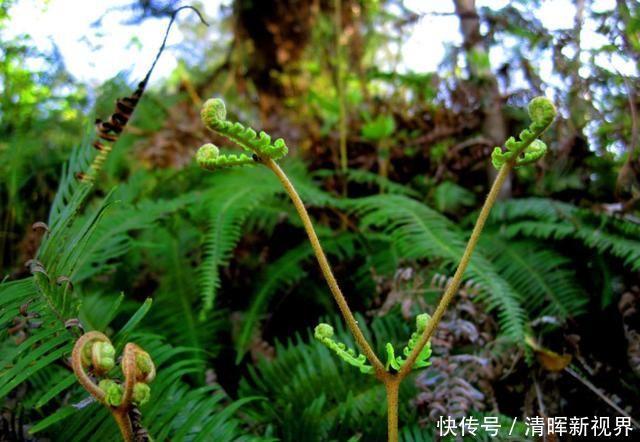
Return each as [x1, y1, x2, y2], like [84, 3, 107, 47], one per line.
[491, 97, 557, 169]
[196, 143, 255, 171]
[315, 314, 432, 375]
[71, 332, 156, 441]
[314, 323, 373, 374]
[390, 313, 432, 371]
[196, 98, 288, 170]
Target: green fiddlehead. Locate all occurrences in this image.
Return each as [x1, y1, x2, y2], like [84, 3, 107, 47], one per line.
[196, 143, 255, 171]
[316, 314, 432, 375]
[71, 332, 156, 441]
[397, 313, 432, 370]
[314, 323, 373, 374]
[196, 98, 288, 170]
[385, 313, 432, 371]
[491, 96, 557, 169]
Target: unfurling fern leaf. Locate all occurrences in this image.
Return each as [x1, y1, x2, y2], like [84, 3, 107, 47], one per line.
[315, 313, 433, 374]
[239, 314, 416, 441]
[314, 323, 373, 374]
[491, 97, 556, 169]
[32, 335, 256, 441]
[196, 143, 255, 171]
[199, 98, 288, 162]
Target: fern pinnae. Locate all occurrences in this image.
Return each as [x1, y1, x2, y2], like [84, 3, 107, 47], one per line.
[196, 169, 281, 318]
[351, 194, 528, 342]
[482, 235, 586, 320]
[315, 323, 373, 374]
[491, 197, 640, 271]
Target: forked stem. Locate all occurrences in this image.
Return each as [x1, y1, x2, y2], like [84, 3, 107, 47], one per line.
[198, 95, 553, 441]
[264, 158, 385, 376]
[267, 157, 513, 440]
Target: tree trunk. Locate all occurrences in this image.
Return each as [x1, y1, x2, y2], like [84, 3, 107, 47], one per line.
[453, 0, 510, 197]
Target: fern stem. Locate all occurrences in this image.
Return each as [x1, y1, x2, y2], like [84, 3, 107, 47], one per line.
[71, 331, 107, 403]
[385, 377, 400, 442]
[113, 410, 134, 442]
[120, 343, 137, 411]
[264, 158, 385, 375]
[398, 164, 512, 379]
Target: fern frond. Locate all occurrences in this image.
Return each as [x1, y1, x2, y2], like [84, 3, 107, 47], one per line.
[70, 192, 196, 282]
[239, 314, 416, 441]
[46, 129, 95, 232]
[37, 335, 256, 441]
[432, 181, 476, 214]
[0, 297, 73, 400]
[490, 198, 640, 271]
[351, 194, 528, 342]
[481, 234, 587, 320]
[145, 226, 225, 373]
[196, 168, 282, 317]
[196, 143, 256, 171]
[491, 97, 555, 169]
[315, 323, 373, 374]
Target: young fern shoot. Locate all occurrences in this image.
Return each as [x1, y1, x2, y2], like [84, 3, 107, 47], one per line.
[197, 98, 385, 376]
[194, 96, 556, 442]
[72, 332, 156, 442]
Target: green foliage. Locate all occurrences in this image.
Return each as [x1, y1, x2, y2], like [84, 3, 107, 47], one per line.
[481, 235, 587, 320]
[196, 167, 282, 316]
[196, 143, 255, 171]
[351, 194, 528, 342]
[387, 313, 432, 371]
[33, 335, 257, 441]
[2, 2, 639, 439]
[315, 313, 433, 374]
[239, 314, 418, 441]
[361, 114, 396, 141]
[433, 181, 476, 214]
[235, 233, 358, 363]
[490, 198, 640, 271]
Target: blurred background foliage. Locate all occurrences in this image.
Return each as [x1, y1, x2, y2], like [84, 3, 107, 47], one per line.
[1, 0, 639, 440]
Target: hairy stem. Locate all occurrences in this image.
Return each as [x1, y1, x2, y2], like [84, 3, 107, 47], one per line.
[71, 332, 107, 403]
[264, 158, 385, 375]
[385, 377, 400, 442]
[120, 344, 137, 411]
[398, 164, 512, 379]
[114, 410, 134, 442]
